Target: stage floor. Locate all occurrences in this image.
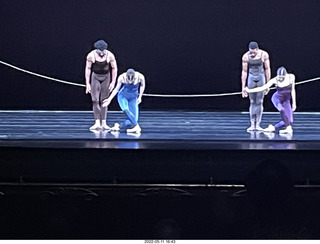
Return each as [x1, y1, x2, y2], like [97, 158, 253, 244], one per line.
[0, 110, 320, 185]
[0, 110, 320, 150]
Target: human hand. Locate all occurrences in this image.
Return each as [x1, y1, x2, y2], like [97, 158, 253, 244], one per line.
[292, 104, 297, 112]
[102, 99, 111, 107]
[264, 88, 270, 95]
[242, 89, 248, 98]
[109, 82, 115, 91]
[86, 84, 91, 94]
[137, 97, 142, 104]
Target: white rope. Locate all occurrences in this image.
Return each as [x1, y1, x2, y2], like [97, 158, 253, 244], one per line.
[0, 60, 85, 87]
[143, 77, 320, 97]
[143, 91, 241, 97]
[1, 59, 319, 98]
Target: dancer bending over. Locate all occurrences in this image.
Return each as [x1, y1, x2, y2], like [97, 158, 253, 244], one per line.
[103, 68, 145, 133]
[245, 66, 296, 134]
[241, 41, 271, 131]
[85, 40, 118, 130]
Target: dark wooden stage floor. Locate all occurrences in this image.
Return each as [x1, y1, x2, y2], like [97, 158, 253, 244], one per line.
[1, 110, 320, 185]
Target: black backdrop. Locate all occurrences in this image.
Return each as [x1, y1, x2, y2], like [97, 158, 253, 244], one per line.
[0, 0, 319, 111]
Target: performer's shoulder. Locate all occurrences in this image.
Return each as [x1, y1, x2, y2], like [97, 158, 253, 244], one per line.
[107, 50, 116, 58]
[137, 72, 145, 80]
[289, 73, 295, 80]
[86, 50, 95, 61]
[261, 50, 270, 59]
[242, 52, 249, 61]
[269, 77, 277, 84]
[119, 73, 126, 80]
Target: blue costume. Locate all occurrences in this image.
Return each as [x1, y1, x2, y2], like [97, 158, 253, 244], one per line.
[104, 69, 145, 133]
[117, 82, 140, 129]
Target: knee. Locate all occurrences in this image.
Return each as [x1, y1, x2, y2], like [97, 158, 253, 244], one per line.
[251, 100, 263, 107]
[249, 99, 256, 105]
[123, 108, 130, 114]
[92, 99, 99, 105]
[101, 93, 109, 102]
[257, 100, 263, 106]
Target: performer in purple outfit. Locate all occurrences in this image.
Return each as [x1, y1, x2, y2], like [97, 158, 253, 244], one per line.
[245, 67, 296, 134]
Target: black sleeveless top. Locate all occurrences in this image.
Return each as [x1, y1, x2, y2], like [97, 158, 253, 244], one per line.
[91, 60, 110, 75]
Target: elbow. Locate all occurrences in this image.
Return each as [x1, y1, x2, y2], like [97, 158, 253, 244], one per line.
[241, 72, 247, 80]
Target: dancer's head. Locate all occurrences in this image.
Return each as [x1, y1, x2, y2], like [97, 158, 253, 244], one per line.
[248, 41, 259, 58]
[94, 40, 108, 57]
[126, 68, 135, 83]
[276, 66, 287, 82]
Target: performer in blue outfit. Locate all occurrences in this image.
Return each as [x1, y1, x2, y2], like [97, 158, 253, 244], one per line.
[245, 66, 296, 134]
[103, 68, 145, 133]
[241, 41, 271, 132]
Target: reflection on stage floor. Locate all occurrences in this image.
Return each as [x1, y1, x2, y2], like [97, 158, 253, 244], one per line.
[0, 110, 319, 150]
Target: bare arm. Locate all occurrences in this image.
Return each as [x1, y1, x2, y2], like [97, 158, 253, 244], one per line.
[241, 54, 249, 98]
[245, 78, 276, 93]
[108, 76, 122, 101]
[85, 53, 93, 94]
[263, 51, 271, 82]
[102, 75, 123, 107]
[137, 74, 146, 104]
[108, 53, 118, 91]
[290, 74, 297, 111]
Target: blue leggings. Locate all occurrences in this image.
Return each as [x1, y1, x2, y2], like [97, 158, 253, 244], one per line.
[117, 92, 139, 129]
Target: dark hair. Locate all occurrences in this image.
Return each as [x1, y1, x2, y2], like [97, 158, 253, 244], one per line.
[248, 41, 259, 49]
[277, 66, 287, 76]
[126, 68, 135, 74]
[94, 40, 108, 51]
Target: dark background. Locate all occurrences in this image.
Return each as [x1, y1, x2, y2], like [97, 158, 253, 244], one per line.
[0, 0, 319, 111]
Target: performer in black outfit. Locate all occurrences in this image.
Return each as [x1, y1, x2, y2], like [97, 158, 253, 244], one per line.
[85, 40, 118, 130]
